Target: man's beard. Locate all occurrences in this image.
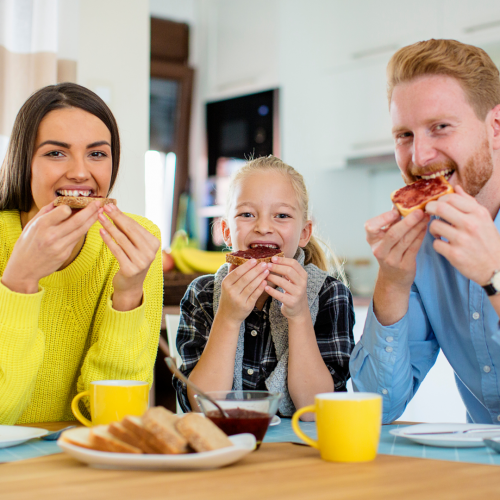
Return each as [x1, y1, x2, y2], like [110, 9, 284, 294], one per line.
[402, 139, 493, 198]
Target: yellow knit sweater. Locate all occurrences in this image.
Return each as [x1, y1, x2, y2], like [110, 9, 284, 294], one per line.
[0, 210, 163, 425]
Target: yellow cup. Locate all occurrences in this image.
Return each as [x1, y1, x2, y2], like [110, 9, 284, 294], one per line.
[292, 392, 382, 462]
[71, 380, 149, 427]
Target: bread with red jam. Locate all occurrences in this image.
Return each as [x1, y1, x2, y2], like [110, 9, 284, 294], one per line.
[391, 176, 453, 217]
[226, 247, 284, 266]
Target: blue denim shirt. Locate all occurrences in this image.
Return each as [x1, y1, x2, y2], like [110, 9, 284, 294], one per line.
[350, 214, 500, 424]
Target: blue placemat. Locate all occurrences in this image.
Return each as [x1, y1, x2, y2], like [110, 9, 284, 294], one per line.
[3, 420, 500, 465]
[264, 419, 500, 465]
[0, 439, 61, 464]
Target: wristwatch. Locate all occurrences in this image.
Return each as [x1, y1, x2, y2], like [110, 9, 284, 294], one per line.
[482, 269, 500, 296]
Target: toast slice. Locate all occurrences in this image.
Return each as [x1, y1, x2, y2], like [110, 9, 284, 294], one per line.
[108, 421, 161, 454]
[54, 196, 117, 209]
[175, 413, 233, 452]
[391, 176, 454, 217]
[59, 427, 93, 449]
[89, 425, 142, 454]
[141, 407, 189, 454]
[226, 247, 284, 266]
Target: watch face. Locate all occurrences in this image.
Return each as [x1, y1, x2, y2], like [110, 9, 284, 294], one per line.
[492, 271, 500, 293]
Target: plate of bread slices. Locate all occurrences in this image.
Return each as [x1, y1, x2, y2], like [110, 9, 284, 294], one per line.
[58, 407, 256, 470]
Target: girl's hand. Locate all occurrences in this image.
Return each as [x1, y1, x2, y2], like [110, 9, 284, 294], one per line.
[217, 259, 270, 326]
[265, 255, 309, 320]
[98, 204, 160, 311]
[2, 201, 100, 294]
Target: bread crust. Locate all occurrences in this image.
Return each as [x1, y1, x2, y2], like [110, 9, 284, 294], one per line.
[391, 177, 454, 217]
[175, 413, 233, 452]
[89, 425, 142, 454]
[59, 427, 93, 449]
[108, 422, 160, 454]
[54, 196, 117, 209]
[141, 407, 189, 454]
[226, 251, 284, 267]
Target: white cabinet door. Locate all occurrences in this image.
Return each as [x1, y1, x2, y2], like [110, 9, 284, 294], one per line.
[442, 0, 500, 44]
[279, 0, 441, 74]
[206, 0, 279, 99]
[283, 58, 394, 170]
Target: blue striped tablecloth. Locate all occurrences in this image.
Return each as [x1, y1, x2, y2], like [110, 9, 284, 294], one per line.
[2, 419, 500, 465]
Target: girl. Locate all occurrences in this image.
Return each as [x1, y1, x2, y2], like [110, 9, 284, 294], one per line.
[174, 156, 354, 419]
[0, 83, 163, 425]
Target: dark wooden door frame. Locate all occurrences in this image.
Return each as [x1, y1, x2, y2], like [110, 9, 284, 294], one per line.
[150, 60, 194, 242]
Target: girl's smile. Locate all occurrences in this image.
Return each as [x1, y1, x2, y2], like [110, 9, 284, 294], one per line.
[222, 170, 312, 258]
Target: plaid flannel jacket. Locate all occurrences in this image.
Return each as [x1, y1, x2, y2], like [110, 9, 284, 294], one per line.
[173, 274, 355, 412]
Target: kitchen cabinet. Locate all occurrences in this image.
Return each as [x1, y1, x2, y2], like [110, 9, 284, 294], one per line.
[280, 0, 441, 74]
[205, 0, 279, 100]
[283, 58, 393, 169]
[442, 0, 500, 44]
[279, 0, 442, 169]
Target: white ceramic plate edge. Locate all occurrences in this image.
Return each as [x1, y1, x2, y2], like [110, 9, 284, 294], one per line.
[0, 426, 49, 448]
[57, 433, 256, 470]
[389, 424, 500, 448]
[270, 415, 281, 426]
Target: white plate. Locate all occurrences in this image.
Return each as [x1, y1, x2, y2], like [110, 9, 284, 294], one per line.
[270, 415, 281, 426]
[57, 433, 256, 470]
[390, 423, 500, 448]
[0, 425, 49, 448]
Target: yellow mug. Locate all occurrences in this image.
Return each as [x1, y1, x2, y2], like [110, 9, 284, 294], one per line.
[292, 392, 382, 462]
[71, 380, 149, 427]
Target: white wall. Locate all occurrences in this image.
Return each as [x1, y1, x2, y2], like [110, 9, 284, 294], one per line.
[77, 0, 150, 216]
[149, 0, 197, 25]
[349, 307, 466, 423]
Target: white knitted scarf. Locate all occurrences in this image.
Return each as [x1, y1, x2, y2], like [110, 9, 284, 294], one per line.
[213, 248, 328, 416]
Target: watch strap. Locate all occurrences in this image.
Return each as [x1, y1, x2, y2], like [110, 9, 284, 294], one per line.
[483, 269, 500, 296]
[483, 283, 498, 296]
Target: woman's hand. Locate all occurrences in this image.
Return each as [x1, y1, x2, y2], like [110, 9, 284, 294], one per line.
[2, 201, 100, 294]
[217, 259, 270, 326]
[98, 204, 160, 311]
[265, 255, 309, 321]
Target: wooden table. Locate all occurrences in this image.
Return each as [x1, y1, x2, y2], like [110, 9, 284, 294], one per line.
[2, 422, 500, 500]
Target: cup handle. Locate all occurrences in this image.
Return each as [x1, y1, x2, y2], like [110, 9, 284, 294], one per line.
[292, 405, 319, 449]
[71, 391, 92, 427]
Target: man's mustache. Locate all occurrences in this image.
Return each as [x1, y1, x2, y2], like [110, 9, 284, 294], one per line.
[405, 160, 457, 183]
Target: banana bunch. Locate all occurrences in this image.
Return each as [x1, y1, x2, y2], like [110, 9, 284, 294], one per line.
[169, 231, 228, 274]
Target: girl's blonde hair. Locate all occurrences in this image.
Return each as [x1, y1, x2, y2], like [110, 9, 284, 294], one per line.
[224, 155, 347, 285]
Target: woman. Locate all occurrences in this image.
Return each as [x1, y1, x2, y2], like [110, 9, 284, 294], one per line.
[0, 83, 163, 425]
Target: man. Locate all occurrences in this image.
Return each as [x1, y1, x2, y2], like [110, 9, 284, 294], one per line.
[349, 39, 500, 424]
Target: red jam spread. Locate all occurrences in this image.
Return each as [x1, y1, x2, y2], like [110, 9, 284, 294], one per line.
[230, 248, 282, 260]
[392, 177, 449, 209]
[206, 408, 273, 447]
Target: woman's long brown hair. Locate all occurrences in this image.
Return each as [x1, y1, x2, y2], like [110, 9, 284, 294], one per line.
[0, 82, 120, 211]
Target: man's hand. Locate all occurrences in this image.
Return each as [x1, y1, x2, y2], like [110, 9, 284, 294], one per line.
[426, 185, 500, 286]
[366, 207, 430, 325]
[367, 208, 430, 290]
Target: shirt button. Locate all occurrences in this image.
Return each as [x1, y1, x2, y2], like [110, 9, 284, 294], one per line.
[484, 365, 491, 373]
[251, 330, 258, 337]
[385, 346, 393, 353]
[497, 415, 500, 422]
[473, 312, 480, 320]
[382, 389, 388, 395]
[247, 369, 254, 375]
[386, 336, 394, 343]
